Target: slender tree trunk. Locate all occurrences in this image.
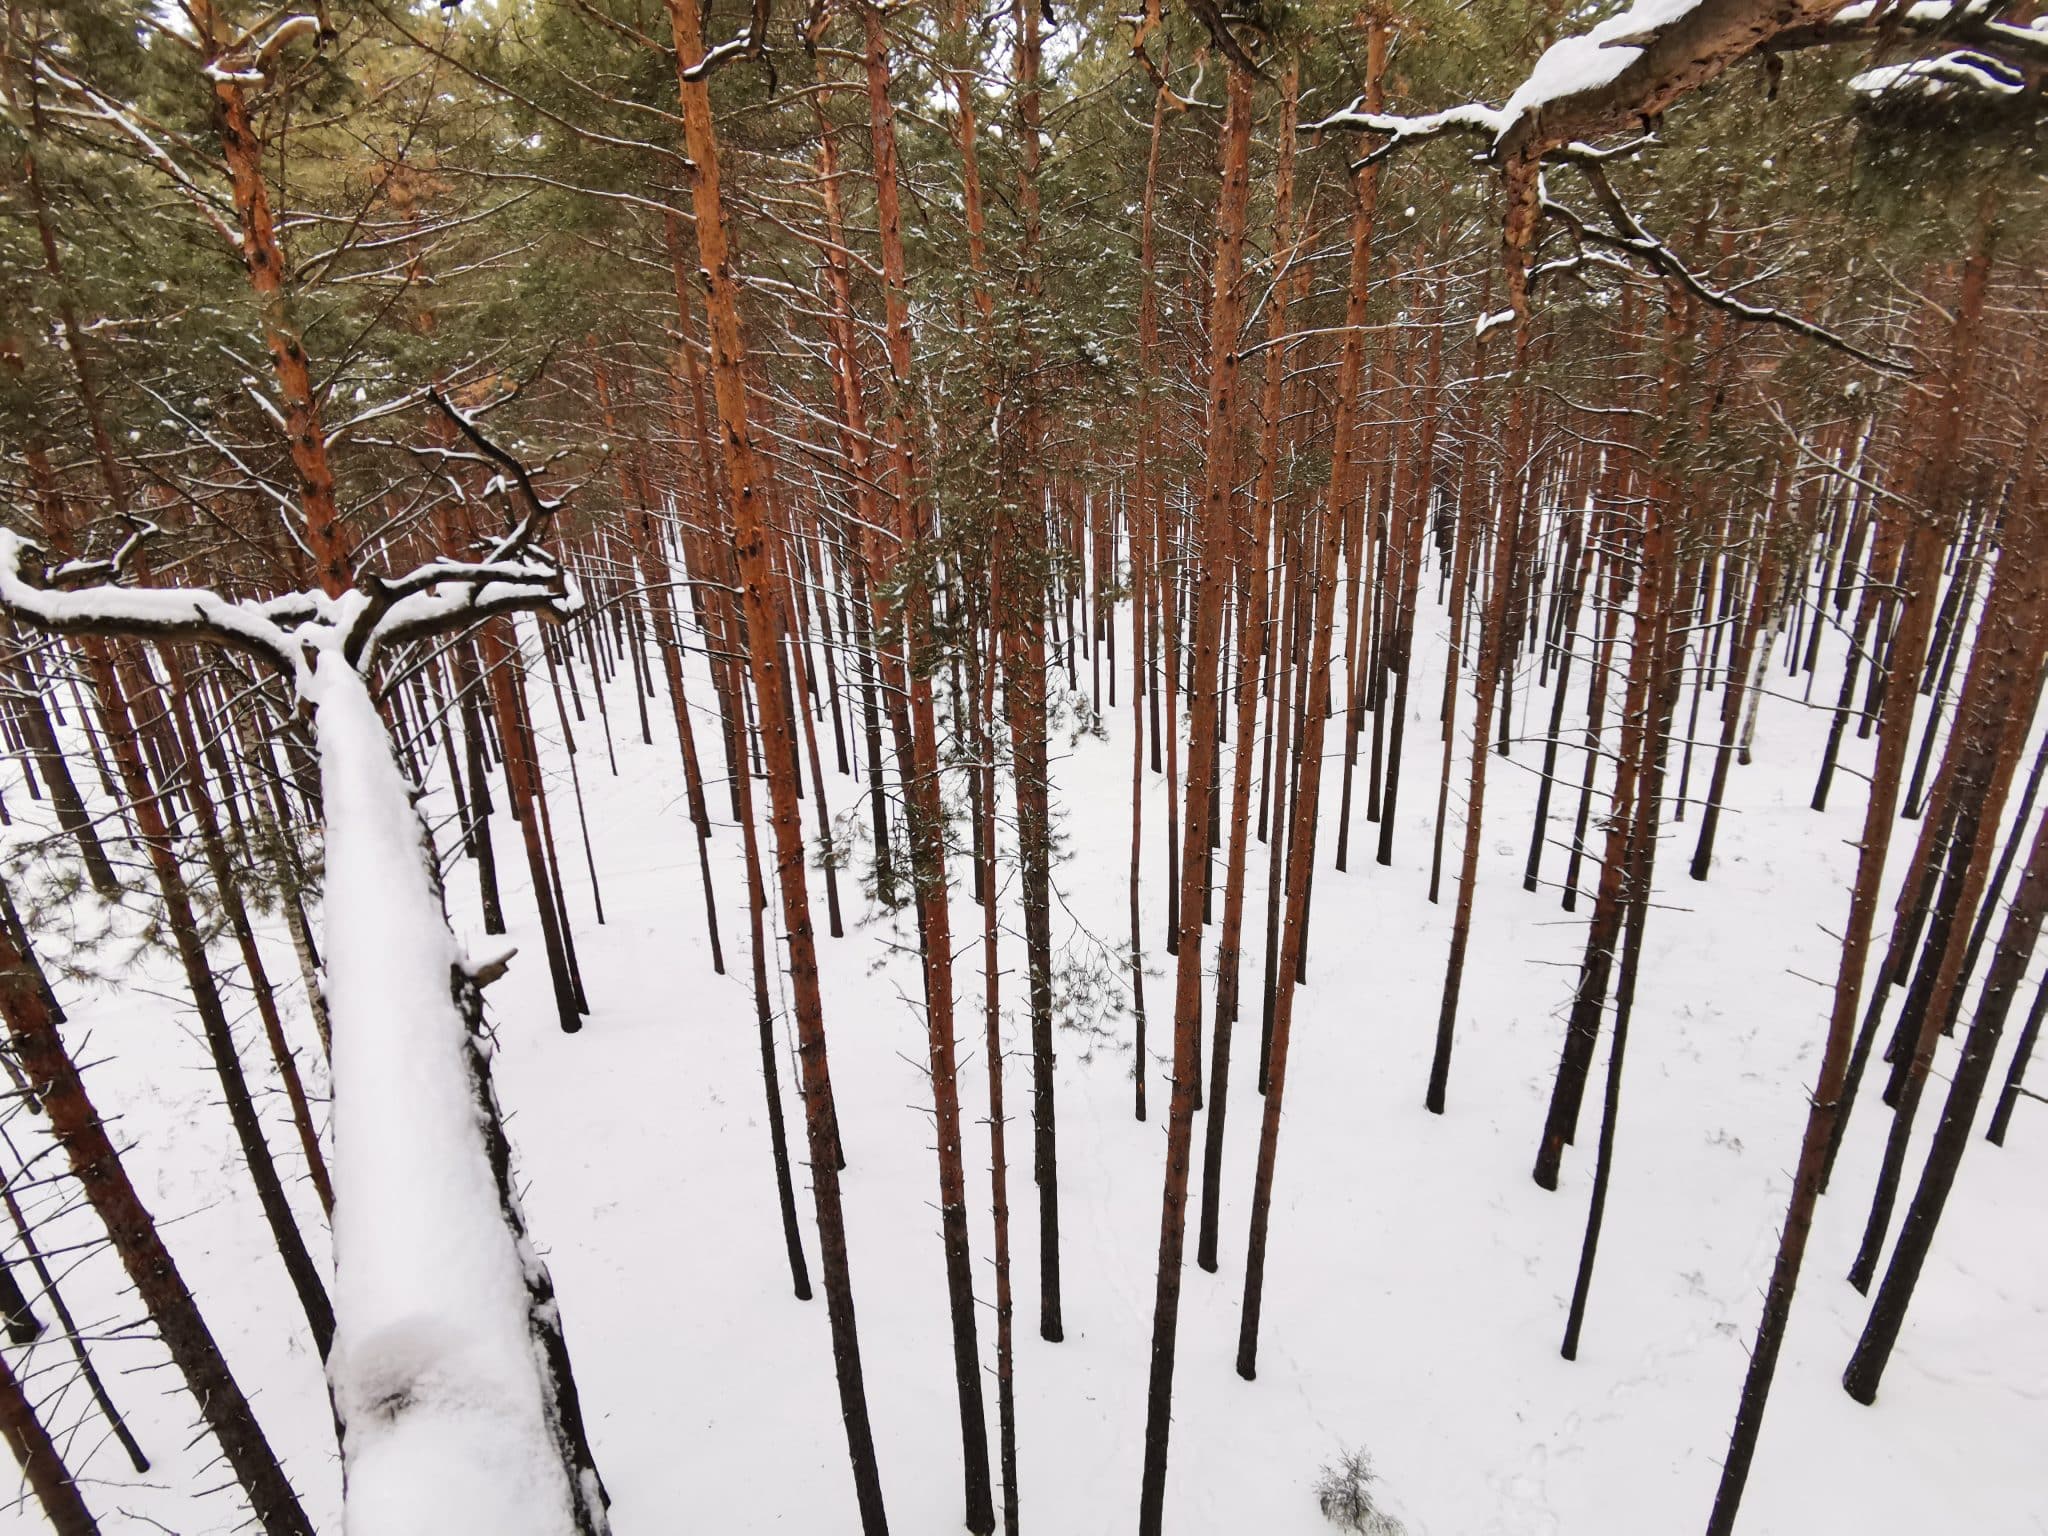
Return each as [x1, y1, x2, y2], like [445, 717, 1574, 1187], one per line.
[91, 650, 335, 1350]
[1845, 499, 2045, 1294]
[162, 655, 333, 1215]
[974, 595, 1020, 1536]
[1138, 59, 1253, 1536]
[1428, 202, 1538, 1114]
[200, 20, 348, 598]
[1199, 59, 1296, 1273]
[1690, 537, 1778, 881]
[1561, 490, 1680, 1359]
[858, 13, 995, 1526]
[596, 362, 727, 968]
[0, 1122, 149, 1473]
[0, 630, 117, 894]
[1843, 786, 2048, 1402]
[1377, 276, 1444, 869]
[1130, 84, 1169, 1122]
[1533, 300, 1682, 1183]
[478, 625, 586, 1031]
[727, 621, 814, 1301]
[1236, 21, 1385, 1387]
[1706, 201, 1999, 1536]
[0, 1336, 98, 1536]
[1985, 970, 2045, 1145]
[1430, 276, 1495, 905]
[1006, 0, 1064, 1347]
[666, 7, 889, 1525]
[0, 891, 314, 1536]
[1523, 510, 1585, 892]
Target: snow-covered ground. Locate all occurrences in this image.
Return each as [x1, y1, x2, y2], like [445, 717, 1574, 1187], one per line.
[6, 566, 2045, 1535]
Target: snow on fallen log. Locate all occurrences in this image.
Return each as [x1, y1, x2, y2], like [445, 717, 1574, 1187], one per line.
[311, 650, 606, 1536]
[0, 398, 605, 1535]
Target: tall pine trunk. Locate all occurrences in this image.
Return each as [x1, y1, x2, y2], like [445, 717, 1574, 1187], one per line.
[1138, 58, 1252, 1536]
[666, 5, 890, 1524]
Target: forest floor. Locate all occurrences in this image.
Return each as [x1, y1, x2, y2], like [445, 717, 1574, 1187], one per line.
[8, 581, 2046, 1536]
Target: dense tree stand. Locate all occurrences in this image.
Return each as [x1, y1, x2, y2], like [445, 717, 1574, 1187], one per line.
[2, 0, 2046, 1530]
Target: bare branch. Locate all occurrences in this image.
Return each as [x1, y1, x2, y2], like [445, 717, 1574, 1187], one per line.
[424, 386, 566, 562]
[1563, 162, 1914, 374]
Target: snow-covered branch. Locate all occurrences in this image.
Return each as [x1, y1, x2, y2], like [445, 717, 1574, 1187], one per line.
[0, 530, 304, 675]
[1309, 100, 1508, 154]
[342, 557, 578, 666]
[1782, 0, 2048, 76]
[1314, 0, 1739, 160]
[1849, 47, 2027, 101]
[679, 35, 750, 81]
[303, 651, 610, 1536]
[0, 525, 575, 685]
[1309, 0, 2013, 367]
[253, 13, 324, 72]
[37, 58, 243, 251]
[45, 517, 160, 588]
[1317, 0, 2044, 171]
[201, 10, 327, 88]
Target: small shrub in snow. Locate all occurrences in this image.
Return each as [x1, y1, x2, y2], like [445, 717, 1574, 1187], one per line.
[1314, 1448, 1405, 1535]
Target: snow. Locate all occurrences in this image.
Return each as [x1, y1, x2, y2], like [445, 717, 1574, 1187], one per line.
[1833, 0, 1973, 23]
[1501, 0, 1703, 125]
[1312, 0, 1705, 147]
[678, 37, 748, 82]
[358, 559, 577, 656]
[1325, 0, 2038, 148]
[0, 532, 572, 689]
[306, 652, 581, 1536]
[1850, 48, 2026, 97]
[1310, 98, 1514, 145]
[0, 530, 301, 666]
[475, 579, 2047, 1535]
[2, 525, 2044, 1535]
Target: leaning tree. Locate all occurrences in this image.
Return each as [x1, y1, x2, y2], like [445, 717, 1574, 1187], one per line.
[2, 1, 613, 1525]
[0, 391, 611, 1536]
